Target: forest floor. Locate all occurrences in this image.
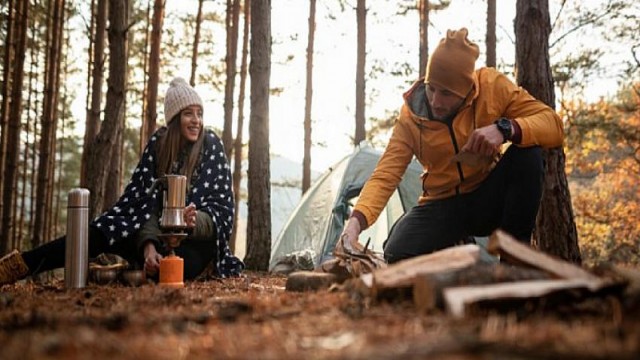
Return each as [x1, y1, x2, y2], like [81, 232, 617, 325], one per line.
[0, 271, 639, 360]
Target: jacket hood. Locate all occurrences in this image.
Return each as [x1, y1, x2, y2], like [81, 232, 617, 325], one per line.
[402, 74, 480, 124]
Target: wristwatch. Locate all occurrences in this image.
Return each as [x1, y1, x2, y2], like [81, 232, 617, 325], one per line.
[494, 117, 513, 143]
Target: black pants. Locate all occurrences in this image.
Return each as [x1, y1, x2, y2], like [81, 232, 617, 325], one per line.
[22, 226, 216, 281]
[383, 146, 543, 263]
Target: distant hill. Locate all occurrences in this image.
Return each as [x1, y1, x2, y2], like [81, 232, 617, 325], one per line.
[234, 154, 322, 258]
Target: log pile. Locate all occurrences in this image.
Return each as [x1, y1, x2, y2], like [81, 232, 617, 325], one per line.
[343, 230, 634, 317]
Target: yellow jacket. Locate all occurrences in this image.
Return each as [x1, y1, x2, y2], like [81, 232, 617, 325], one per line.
[353, 67, 564, 229]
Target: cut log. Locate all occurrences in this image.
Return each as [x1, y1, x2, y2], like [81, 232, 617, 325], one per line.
[443, 278, 596, 318]
[365, 244, 480, 298]
[413, 263, 551, 313]
[285, 271, 338, 292]
[488, 230, 602, 289]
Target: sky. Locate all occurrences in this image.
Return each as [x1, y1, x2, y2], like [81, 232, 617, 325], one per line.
[69, 0, 628, 173]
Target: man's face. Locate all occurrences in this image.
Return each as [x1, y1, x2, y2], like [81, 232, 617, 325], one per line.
[425, 83, 465, 121]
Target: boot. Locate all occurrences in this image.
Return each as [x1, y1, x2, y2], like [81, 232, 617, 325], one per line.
[0, 250, 29, 285]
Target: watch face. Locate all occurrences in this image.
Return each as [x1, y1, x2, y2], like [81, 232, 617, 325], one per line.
[497, 118, 512, 141]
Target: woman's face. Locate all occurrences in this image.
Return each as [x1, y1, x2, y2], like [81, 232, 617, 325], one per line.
[179, 105, 203, 143]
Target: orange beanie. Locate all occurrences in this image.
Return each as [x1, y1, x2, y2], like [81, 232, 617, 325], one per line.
[425, 28, 479, 98]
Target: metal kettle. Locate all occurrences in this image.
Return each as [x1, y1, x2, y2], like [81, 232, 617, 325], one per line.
[149, 174, 188, 230]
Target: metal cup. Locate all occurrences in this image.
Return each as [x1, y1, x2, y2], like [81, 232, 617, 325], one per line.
[65, 188, 90, 289]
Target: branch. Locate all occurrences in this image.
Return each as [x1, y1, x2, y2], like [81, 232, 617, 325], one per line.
[551, 0, 568, 31]
[550, 0, 622, 49]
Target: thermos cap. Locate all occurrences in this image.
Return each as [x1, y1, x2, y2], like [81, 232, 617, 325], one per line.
[68, 188, 90, 207]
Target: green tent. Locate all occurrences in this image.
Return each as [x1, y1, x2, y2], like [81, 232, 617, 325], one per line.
[269, 144, 423, 273]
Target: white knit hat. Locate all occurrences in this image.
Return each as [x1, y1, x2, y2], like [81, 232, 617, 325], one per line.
[163, 77, 203, 124]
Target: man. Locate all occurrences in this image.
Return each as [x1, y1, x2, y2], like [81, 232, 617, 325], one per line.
[340, 28, 563, 263]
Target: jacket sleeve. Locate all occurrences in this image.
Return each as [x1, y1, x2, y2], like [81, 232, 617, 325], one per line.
[494, 71, 564, 148]
[353, 112, 415, 229]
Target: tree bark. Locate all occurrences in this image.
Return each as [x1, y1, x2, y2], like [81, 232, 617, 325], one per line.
[105, 0, 132, 210]
[1, 0, 28, 252]
[190, 0, 204, 87]
[354, 0, 366, 145]
[418, 0, 429, 78]
[222, 0, 241, 158]
[230, 0, 250, 252]
[81, 0, 107, 187]
[139, 0, 151, 155]
[0, 0, 16, 234]
[143, 0, 163, 149]
[244, 0, 271, 271]
[85, 0, 127, 219]
[302, 0, 316, 194]
[515, 0, 581, 263]
[17, 15, 39, 250]
[33, 0, 65, 248]
[486, 0, 496, 67]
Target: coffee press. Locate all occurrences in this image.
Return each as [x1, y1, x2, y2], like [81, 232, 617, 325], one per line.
[153, 175, 189, 288]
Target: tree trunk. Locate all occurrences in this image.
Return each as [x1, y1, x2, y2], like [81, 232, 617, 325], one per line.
[354, 0, 366, 145]
[29, 58, 40, 247]
[230, 0, 250, 252]
[33, 0, 65, 248]
[222, 0, 241, 157]
[190, 0, 204, 86]
[17, 16, 39, 250]
[143, 0, 163, 149]
[244, 0, 271, 271]
[105, 0, 131, 210]
[85, 0, 127, 219]
[486, 0, 496, 67]
[1, 0, 28, 252]
[302, 0, 316, 194]
[418, 0, 429, 78]
[81, 0, 107, 187]
[515, 0, 581, 264]
[139, 0, 151, 155]
[0, 0, 16, 235]
[84, 0, 96, 140]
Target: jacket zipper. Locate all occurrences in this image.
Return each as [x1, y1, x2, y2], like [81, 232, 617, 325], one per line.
[446, 122, 464, 195]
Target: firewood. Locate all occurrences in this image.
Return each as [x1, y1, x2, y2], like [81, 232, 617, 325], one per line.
[413, 263, 551, 312]
[443, 278, 596, 318]
[285, 271, 338, 292]
[488, 230, 602, 289]
[366, 244, 480, 298]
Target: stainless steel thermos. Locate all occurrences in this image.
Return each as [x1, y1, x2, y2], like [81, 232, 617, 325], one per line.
[65, 188, 90, 289]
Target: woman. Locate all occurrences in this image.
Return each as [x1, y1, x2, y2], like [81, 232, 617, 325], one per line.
[0, 77, 243, 285]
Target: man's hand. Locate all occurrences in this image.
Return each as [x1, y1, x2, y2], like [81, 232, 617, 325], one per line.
[460, 124, 504, 157]
[339, 217, 363, 253]
[143, 242, 163, 276]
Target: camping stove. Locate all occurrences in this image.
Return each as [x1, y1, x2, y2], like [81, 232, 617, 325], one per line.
[154, 175, 189, 288]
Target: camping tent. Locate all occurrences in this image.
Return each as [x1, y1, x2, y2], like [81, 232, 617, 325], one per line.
[269, 144, 423, 272]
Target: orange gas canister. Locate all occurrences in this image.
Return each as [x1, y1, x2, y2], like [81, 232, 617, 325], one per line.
[159, 254, 184, 288]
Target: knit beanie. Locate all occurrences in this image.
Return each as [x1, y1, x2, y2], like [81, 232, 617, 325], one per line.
[163, 77, 203, 124]
[425, 28, 479, 98]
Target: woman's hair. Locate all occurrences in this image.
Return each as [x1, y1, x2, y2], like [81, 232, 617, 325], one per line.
[155, 112, 204, 186]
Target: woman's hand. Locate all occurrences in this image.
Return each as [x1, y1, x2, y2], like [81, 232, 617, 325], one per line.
[183, 203, 197, 228]
[143, 242, 163, 276]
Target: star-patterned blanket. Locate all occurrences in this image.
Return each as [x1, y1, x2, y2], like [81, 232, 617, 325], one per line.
[92, 128, 244, 277]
